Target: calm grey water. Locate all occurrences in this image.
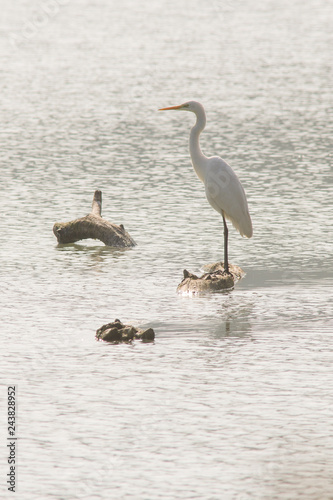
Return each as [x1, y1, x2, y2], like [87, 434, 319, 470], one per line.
[1, 0, 333, 499]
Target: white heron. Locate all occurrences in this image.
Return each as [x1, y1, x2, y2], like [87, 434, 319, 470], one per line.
[159, 100, 252, 274]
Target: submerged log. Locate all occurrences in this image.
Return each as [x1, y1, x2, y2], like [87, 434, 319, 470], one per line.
[177, 263, 245, 294]
[96, 319, 155, 343]
[53, 190, 136, 247]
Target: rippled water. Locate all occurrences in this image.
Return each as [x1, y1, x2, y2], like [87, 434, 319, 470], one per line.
[1, 0, 333, 499]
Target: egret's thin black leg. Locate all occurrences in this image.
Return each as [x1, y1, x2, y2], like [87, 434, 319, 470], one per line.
[222, 213, 229, 274]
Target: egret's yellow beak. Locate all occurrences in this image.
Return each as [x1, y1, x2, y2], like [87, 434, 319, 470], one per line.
[159, 104, 183, 111]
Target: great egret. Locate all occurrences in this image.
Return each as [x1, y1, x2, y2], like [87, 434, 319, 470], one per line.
[159, 100, 252, 274]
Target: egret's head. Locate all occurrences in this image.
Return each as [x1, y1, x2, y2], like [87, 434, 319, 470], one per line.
[159, 100, 203, 114]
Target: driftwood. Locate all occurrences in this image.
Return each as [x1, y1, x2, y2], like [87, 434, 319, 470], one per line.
[177, 263, 245, 294]
[53, 190, 136, 247]
[96, 319, 155, 343]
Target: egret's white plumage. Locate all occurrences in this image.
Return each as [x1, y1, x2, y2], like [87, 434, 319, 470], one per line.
[159, 100, 252, 273]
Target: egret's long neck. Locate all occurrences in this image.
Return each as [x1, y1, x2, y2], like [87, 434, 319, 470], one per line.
[189, 109, 207, 182]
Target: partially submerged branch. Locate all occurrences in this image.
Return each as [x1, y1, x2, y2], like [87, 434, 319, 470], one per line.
[53, 190, 136, 247]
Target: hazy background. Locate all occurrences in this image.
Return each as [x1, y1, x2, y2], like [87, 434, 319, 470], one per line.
[1, 1, 332, 499]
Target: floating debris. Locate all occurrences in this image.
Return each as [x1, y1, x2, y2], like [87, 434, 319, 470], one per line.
[96, 319, 155, 343]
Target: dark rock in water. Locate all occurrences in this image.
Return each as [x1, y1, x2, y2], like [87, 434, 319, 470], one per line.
[177, 263, 245, 294]
[102, 328, 123, 342]
[139, 328, 155, 342]
[96, 319, 155, 343]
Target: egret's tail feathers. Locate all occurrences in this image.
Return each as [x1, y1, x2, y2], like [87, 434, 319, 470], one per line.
[229, 212, 253, 238]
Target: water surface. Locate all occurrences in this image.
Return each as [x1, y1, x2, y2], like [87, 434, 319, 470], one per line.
[1, 0, 333, 498]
